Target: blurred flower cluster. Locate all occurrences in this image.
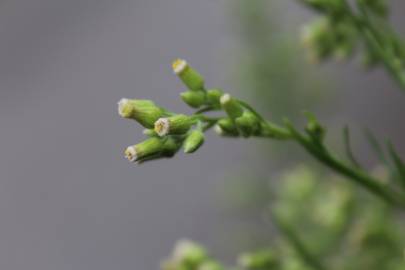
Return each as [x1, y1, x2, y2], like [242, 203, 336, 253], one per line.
[161, 165, 405, 270]
[299, 0, 405, 88]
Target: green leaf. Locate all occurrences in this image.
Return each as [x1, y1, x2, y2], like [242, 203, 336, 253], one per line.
[343, 126, 362, 168]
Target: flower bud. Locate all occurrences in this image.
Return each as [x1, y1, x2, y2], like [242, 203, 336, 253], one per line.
[206, 89, 224, 107]
[215, 118, 239, 137]
[220, 93, 244, 119]
[301, 19, 335, 61]
[154, 114, 195, 137]
[183, 130, 205, 153]
[235, 111, 260, 137]
[180, 90, 206, 108]
[124, 137, 164, 163]
[161, 137, 181, 158]
[172, 239, 208, 267]
[118, 98, 165, 128]
[304, 112, 325, 141]
[172, 59, 205, 91]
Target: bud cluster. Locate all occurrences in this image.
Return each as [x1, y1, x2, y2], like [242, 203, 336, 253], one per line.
[118, 96, 204, 163]
[299, 0, 405, 75]
[118, 59, 289, 164]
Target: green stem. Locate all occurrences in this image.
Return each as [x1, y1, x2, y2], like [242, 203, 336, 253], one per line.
[271, 211, 326, 270]
[346, 1, 405, 90]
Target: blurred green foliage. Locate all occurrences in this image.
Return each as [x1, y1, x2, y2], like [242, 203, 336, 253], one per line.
[162, 165, 405, 270]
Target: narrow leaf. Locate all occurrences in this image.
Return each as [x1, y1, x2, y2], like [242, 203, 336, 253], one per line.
[364, 128, 388, 164]
[343, 126, 362, 168]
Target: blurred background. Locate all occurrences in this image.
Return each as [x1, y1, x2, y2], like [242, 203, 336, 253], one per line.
[0, 0, 405, 269]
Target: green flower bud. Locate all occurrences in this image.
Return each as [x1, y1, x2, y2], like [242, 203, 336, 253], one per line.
[162, 137, 181, 158]
[301, 19, 335, 61]
[118, 98, 165, 128]
[183, 130, 205, 153]
[198, 261, 224, 270]
[238, 249, 279, 270]
[215, 118, 239, 137]
[180, 90, 206, 108]
[235, 111, 260, 137]
[154, 114, 195, 136]
[206, 89, 224, 107]
[304, 112, 325, 141]
[124, 137, 164, 163]
[173, 59, 205, 91]
[220, 94, 244, 119]
[172, 239, 208, 268]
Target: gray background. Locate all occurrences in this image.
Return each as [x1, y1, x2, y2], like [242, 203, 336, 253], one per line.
[0, 0, 404, 269]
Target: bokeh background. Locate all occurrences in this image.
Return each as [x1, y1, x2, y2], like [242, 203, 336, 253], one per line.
[0, 0, 405, 269]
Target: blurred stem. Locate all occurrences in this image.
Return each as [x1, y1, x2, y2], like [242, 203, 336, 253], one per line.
[343, 0, 405, 90]
[271, 211, 326, 270]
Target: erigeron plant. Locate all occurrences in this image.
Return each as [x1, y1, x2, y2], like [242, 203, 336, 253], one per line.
[118, 58, 405, 209]
[117, 1, 405, 269]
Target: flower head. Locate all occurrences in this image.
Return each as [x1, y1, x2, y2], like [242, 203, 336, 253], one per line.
[154, 115, 194, 137]
[172, 58, 205, 91]
[124, 137, 165, 163]
[124, 146, 137, 162]
[118, 98, 165, 128]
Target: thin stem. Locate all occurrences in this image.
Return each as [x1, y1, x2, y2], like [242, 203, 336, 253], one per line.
[270, 211, 326, 270]
[195, 106, 405, 209]
[344, 1, 405, 89]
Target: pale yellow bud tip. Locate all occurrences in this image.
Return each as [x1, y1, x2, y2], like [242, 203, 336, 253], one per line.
[154, 118, 170, 137]
[118, 98, 130, 117]
[172, 59, 188, 75]
[124, 146, 137, 162]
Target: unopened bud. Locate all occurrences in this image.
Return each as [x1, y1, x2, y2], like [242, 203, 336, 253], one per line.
[118, 98, 165, 128]
[183, 130, 205, 153]
[124, 137, 164, 163]
[180, 90, 206, 108]
[162, 137, 181, 158]
[215, 118, 239, 137]
[220, 94, 244, 119]
[172, 59, 205, 91]
[155, 115, 195, 136]
[206, 89, 224, 107]
[235, 111, 260, 137]
[304, 112, 325, 141]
